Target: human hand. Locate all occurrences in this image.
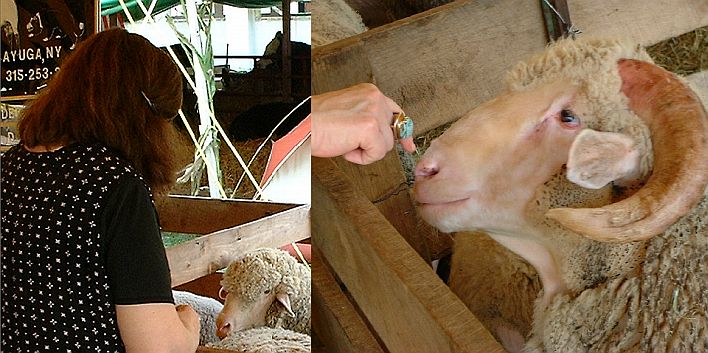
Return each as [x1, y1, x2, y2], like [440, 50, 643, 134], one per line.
[175, 304, 201, 346]
[312, 83, 417, 165]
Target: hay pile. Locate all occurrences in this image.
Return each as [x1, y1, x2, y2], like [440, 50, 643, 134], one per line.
[647, 26, 707, 76]
[169, 132, 273, 199]
[220, 137, 272, 199]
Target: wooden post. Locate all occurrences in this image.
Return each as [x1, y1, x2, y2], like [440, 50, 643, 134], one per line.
[281, 0, 292, 100]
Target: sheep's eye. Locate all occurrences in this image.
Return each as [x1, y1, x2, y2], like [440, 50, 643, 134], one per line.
[264, 289, 271, 294]
[560, 109, 579, 124]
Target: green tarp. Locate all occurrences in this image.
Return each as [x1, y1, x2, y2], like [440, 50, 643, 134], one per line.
[101, 0, 283, 18]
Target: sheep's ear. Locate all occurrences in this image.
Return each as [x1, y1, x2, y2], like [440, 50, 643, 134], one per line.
[276, 291, 295, 317]
[566, 129, 640, 189]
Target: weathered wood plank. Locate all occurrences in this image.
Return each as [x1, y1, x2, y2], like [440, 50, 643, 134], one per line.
[312, 157, 505, 353]
[332, 155, 433, 262]
[568, 0, 708, 46]
[312, 247, 385, 353]
[156, 195, 295, 234]
[167, 205, 310, 286]
[313, 0, 548, 135]
[314, 0, 707, 136]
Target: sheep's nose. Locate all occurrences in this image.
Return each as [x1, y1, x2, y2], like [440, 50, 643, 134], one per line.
[216, 321, 231, 339]
[415, 159, 439, 179]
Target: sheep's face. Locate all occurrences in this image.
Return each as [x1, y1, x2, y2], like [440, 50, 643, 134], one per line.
[416, 54, 707, 245]
[415, 80, 587, 234]
[216, 291, 275, 339]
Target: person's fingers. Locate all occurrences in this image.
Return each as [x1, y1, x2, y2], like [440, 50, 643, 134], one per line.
[382, 94, 402, 115]
[400, 137, 417, 153]
[342, 149, 367, 165]
[379, 118, 396, 154]
[343, 122, 392, 165]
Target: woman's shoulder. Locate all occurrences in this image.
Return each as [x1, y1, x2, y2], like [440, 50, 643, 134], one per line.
[61, 143, 149, 191]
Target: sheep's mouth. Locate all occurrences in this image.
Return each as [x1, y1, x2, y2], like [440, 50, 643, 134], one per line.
[416, 196, 471, 209]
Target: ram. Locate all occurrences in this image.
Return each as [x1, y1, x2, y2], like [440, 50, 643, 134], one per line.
[414, 38, 707, 353]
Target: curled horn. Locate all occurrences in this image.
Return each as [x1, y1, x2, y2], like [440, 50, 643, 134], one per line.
[546, 59, 708, 243]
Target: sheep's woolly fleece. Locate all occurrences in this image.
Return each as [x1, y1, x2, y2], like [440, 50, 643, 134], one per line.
[221, 248, 311, 334]
[525, 190, 707, 353]
[221, 248, 309, 303]
[208, 327, 311, 353]
[502, 38, 707, 353]
[172, 290, 223, 345]
[507, 38, 655, 183]
[508, 38, 656, 294]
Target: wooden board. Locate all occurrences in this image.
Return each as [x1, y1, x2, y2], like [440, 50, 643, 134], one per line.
[313, 0, 548, 135]
[312, 157, 505, 353]
[314, 0, 708, 136]
[568, 0, 708, 46]
[167, 204, 310, 286]
[156, 195, 295, 234]
[312, 247, 385, 353]
[333, 154, 433, 262]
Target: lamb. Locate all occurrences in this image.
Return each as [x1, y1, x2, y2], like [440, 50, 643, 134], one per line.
[216, 248, 311, 338]
[208, 327, 311, 353]
[413, 38, 707, 353]
[172, 290, 223, 345]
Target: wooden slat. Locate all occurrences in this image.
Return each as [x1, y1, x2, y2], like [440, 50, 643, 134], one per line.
[156, 195, 295, 234]
[312, 247, 385, 353]
[167, 205, 310, 286]
[312, 157, 505, 353]
[333, 156, 433, 262]
[313, 0, 548, 135]
[314, 0, 707, 136]
[568, 0, 708, 46]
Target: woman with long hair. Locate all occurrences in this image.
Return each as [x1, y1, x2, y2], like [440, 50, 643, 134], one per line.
[1, 28, 200, 352]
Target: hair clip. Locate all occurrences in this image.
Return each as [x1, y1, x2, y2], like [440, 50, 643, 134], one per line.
[140, 90, 158, 114]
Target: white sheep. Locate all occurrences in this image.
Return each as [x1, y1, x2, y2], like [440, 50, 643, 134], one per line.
[414, 38, 707, 353]
[208, 327, 310, 353]
[310, 0, 367, 47]
[216, 248, 311, 338]
[171, 290, 224, 345]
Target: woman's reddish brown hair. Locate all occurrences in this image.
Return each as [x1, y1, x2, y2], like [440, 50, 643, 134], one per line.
[18, 28, 182, 194]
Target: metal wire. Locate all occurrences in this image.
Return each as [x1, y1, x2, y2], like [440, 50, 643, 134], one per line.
[541, 0, 582, 39]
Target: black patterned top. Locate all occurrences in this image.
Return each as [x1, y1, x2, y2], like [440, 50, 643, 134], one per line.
[1, 143, 174, 352]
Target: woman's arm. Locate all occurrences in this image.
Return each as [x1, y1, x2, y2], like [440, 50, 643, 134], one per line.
[311, 83, 416, 164]
[116, 303, 200, 353]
